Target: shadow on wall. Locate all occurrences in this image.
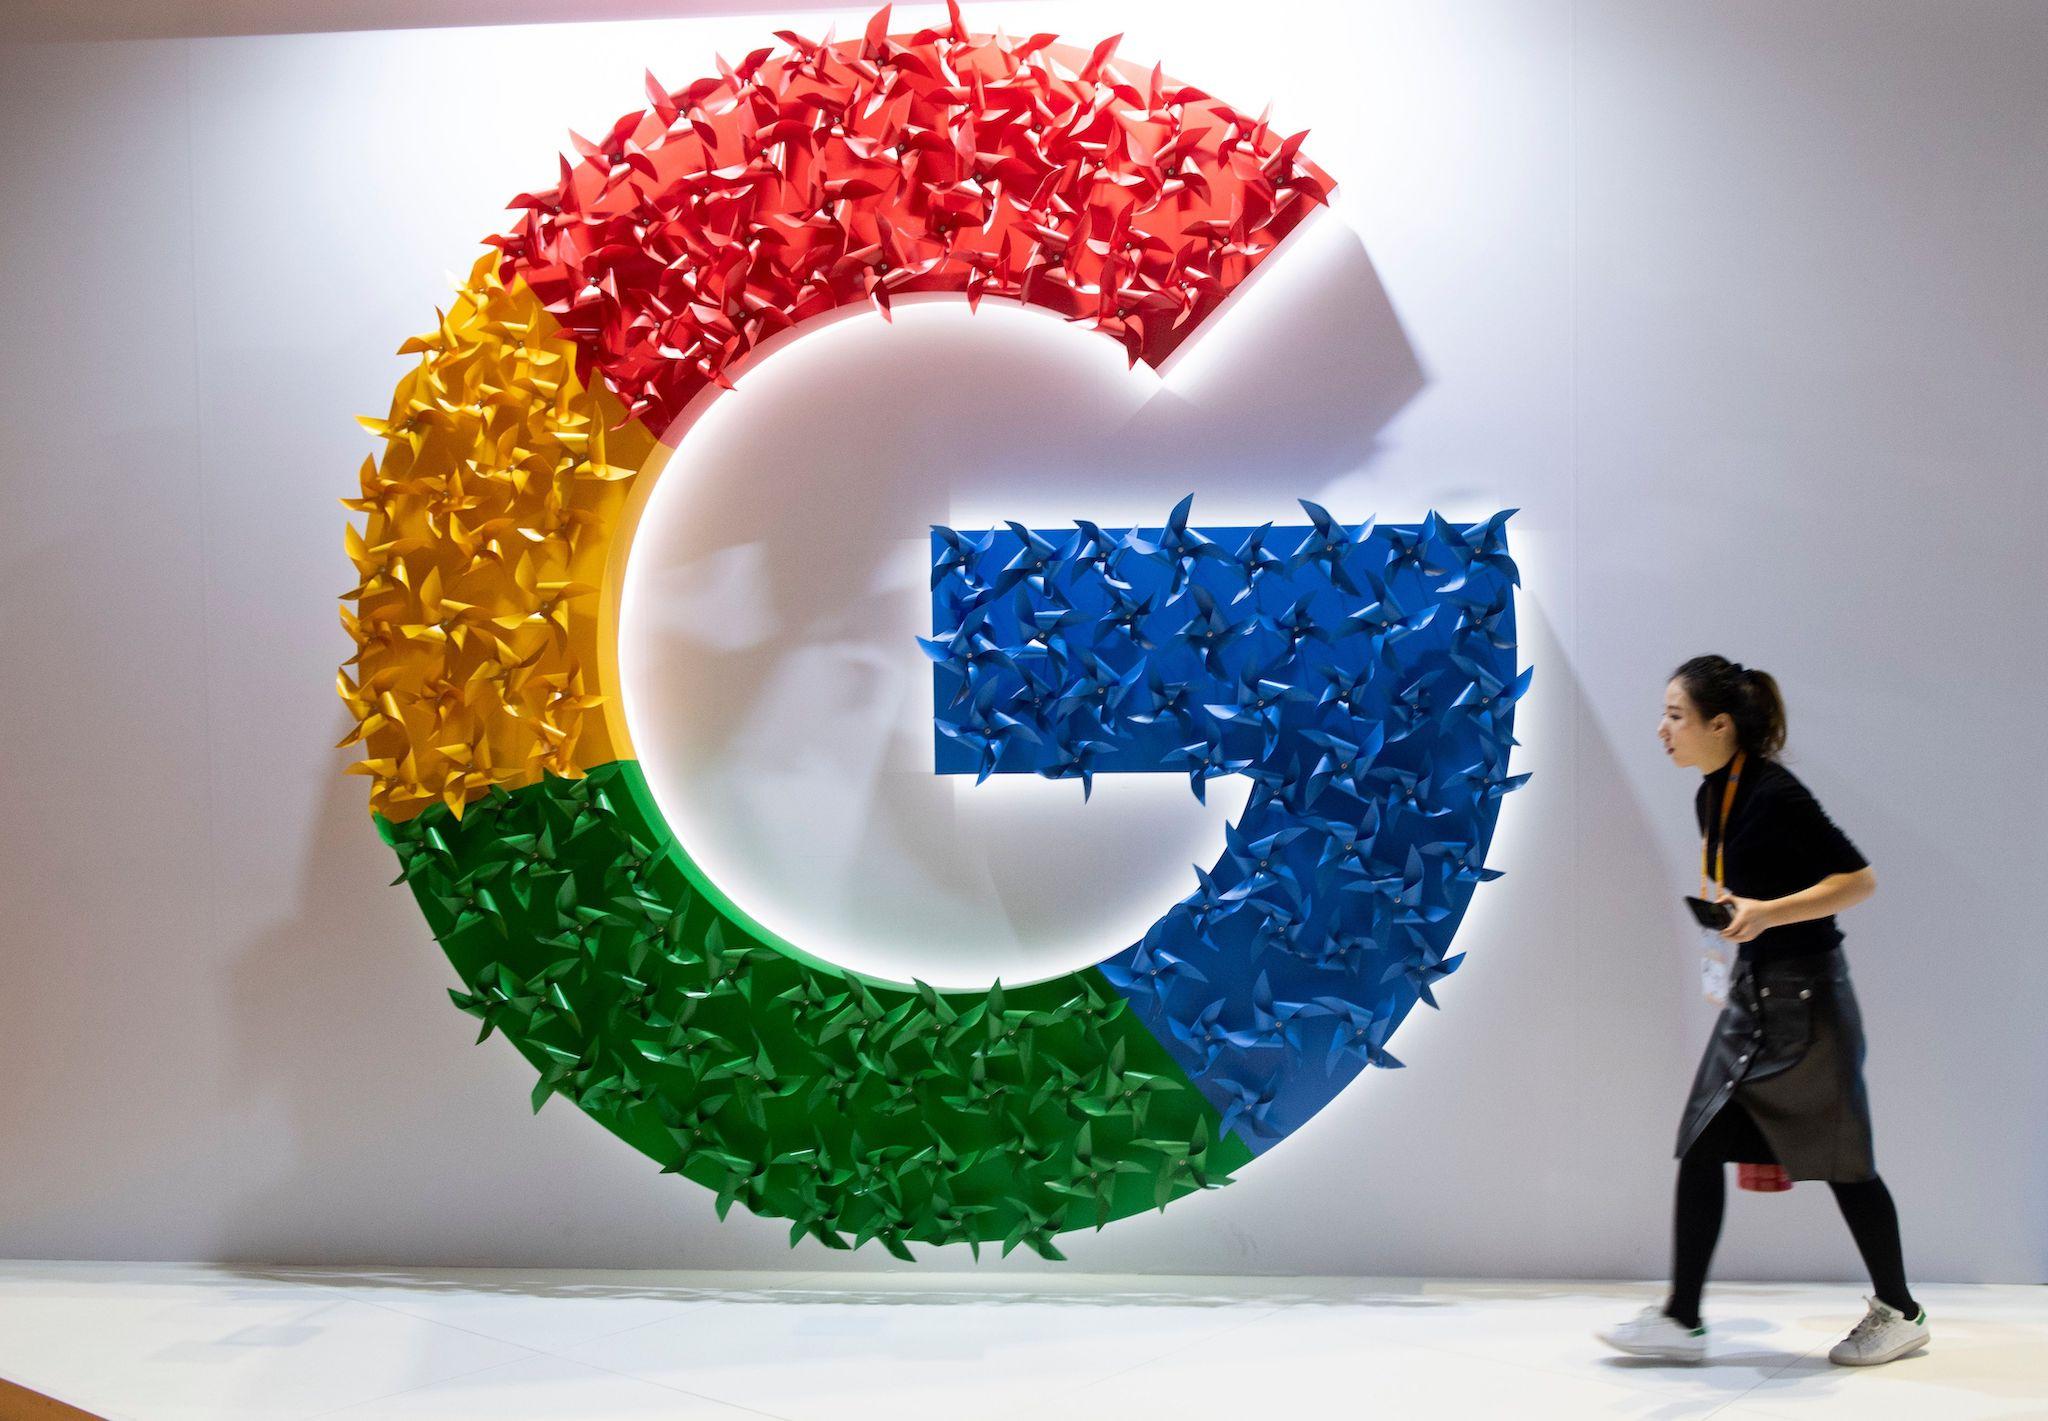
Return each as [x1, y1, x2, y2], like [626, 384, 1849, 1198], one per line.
[223, 716, 516, 1265]
[617, 211, 1434, 984]
[1126, 213, 1428, 485]
[634, 209, 1422, 766]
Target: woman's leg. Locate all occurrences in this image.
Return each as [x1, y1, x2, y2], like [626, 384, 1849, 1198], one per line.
[1829, 1176, 1919, 1317]
[1666, 1134, 1726, 1330]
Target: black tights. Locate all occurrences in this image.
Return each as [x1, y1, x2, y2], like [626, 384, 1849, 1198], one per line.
[1664, 1109, 1917, 1330]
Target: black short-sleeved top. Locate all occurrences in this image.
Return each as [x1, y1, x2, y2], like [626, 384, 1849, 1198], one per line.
[1696, 755, 1869, 960]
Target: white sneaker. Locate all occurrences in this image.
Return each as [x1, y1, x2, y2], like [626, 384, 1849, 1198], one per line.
[1596, 1304, 1707, 1362]
[1828, 1296, 1930, 1366]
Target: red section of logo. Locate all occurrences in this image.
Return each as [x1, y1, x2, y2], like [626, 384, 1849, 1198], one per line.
[489, 6, 1336, 436]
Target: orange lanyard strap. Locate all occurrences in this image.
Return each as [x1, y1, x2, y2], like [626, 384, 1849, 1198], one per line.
[1700, 749, 1746, 897]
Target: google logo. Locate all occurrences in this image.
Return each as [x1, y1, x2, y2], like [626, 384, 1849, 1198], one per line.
[340, 10, 1525, 1259]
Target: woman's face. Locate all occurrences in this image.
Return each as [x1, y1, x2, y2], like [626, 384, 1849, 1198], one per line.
[1660, 679, 1731, 769]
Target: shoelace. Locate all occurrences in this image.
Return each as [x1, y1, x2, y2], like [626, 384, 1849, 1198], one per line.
[1846, 1305, 1890, 1342]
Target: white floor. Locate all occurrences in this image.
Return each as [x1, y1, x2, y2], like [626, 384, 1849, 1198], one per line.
[0, 1264, 2041, 1421]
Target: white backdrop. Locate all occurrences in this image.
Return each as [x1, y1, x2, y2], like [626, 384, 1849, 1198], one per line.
[2, 0, 2043, 1284]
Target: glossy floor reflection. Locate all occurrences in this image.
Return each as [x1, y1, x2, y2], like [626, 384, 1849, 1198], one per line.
[0, 1264, 2039, 1420]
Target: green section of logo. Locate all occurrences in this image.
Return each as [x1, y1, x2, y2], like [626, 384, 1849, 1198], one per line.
[379, 759, 1252, 1258]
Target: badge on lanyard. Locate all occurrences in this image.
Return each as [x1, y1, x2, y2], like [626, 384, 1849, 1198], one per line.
[1699, 751, 1745, 1005]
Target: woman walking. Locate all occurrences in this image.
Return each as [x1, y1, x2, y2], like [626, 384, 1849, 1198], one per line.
[1597, 656, 1929, 1366]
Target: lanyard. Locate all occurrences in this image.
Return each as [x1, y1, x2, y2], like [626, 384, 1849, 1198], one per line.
[1700, 749, 1747, 897]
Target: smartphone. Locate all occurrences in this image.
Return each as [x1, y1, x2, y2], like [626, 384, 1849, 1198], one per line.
[1685, 895, 1735, 930]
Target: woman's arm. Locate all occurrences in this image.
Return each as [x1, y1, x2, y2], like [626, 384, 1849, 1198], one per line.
[1718, 866, 1877, 943]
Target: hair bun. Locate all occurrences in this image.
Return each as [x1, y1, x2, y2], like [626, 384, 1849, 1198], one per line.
[1671, 654, 1786, 759]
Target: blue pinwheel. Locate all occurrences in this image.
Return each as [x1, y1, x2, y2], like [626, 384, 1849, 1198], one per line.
[1382, 946, 1466, 1011]
[1124, 493, 1226, 597]
[989, 520, 1069, 600]
[1099, 940, 1210, 1000]
[1214, 1071, 1287, 1140]
[1288, 499, 1374, 595]
[930, 525, 995, 591]
[1303, 996, 1405, 1072]
[1174, 584, 1253, 678]
[1204, 661, 1314, 758]
[1175, 863, 1255, 936]
[1254, 591, 1330, 657]
[1228, 522, 1286, 605]
[1059, 519, 1127, 588]
[1097, 582, 1157, 649]
[1126, 667, 1203, 736]
[1447, 589, 1516, 652]
[1300, 723, 1387, 805]
[1169, 996, 1262, 1075]
[1165, 735, 1253, 805]
[1221, 822, 1308, 899]
[1423, 836, 1505, 885]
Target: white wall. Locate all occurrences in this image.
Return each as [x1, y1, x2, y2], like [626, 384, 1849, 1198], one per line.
[1, 0, 2042, 1284]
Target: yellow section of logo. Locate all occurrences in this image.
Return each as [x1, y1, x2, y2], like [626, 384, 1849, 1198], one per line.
[339, 253, 656, 822]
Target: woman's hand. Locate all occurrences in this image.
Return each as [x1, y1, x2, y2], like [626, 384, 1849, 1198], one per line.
[1716, 894, 1778, 943]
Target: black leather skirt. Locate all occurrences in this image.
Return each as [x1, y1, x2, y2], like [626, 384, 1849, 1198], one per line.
[1675, 948, 1877, 1182]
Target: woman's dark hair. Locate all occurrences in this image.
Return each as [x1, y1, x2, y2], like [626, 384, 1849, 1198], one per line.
[1671, 655, 1787, 758]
